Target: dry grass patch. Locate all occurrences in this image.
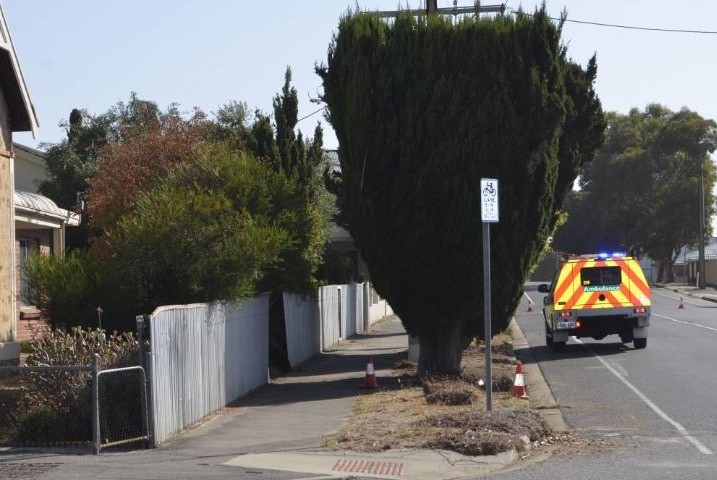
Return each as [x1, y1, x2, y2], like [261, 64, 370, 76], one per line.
[326, 334, 554, 456]
[423, 410, 552, 456]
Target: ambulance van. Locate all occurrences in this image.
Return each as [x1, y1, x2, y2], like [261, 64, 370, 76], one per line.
[538, 252, 651, 351]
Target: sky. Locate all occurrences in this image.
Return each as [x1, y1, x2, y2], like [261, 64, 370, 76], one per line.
[3, 0, 717, 226]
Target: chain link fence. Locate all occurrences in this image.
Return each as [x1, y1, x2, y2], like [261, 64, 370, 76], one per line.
[0, 356, 149, 454]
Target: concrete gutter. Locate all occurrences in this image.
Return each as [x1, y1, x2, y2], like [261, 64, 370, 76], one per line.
[510, 318, 568, 433]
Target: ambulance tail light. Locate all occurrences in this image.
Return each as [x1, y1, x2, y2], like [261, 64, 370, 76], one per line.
[559, 311, 572, 318]
[634, 307, 647, 314]
[576, 320, 582, 328]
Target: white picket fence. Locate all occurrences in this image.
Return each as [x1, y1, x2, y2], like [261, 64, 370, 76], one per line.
[146, 282, 393, 445]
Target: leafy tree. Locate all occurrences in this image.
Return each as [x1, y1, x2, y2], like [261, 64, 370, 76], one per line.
[553, 106, 717, 281]
[38, 108, 114, 248]
[39, 94, 209, 247]
[251, 67, 335, 295]
[98, 143, 295, 323]
[247, 68, 336, 371]
[318, 8, 605, 375]
[32, 84, 335, 333]
[39, 109, 110, 208]
[86, 104, 210, 230]
[274, 68, 300, 176]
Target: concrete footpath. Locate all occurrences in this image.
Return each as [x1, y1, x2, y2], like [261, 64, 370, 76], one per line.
[655, 282, 717, 303]
[0, 317, 559, 480]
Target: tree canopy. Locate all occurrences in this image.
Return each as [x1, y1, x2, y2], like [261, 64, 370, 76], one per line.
[553, 105, 717, 281]
[27, 73, 334, 331]
[318, 8, 605, 375]
[105, 144, 295, 313]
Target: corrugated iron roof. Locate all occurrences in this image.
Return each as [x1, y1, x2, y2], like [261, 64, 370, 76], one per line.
[13, 190, 80, 226]
[685, 246, 717, 262]
[677, 238, 717, 262]
[14, 190, 64, 218]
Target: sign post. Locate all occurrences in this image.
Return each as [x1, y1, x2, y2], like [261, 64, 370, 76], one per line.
[480, 178, 499, 411]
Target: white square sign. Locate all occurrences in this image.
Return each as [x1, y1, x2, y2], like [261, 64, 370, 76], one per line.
[480, 178, 499, 223]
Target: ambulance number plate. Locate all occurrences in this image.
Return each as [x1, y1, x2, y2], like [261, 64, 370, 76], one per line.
[557, 321, 576, 329]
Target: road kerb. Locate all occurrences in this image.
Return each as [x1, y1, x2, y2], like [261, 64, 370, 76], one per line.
[510, 318, 569, 433]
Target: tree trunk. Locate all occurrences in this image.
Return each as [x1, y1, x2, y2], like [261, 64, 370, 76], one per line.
[664, 260, 675, 283]
[417, 324, 464, 377]
[657, 262, 665, 283]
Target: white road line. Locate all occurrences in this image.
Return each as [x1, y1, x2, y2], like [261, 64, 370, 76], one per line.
[523, 291, 535, 307]
[574, 338, 714, 455]
[654, 313, 717, 332]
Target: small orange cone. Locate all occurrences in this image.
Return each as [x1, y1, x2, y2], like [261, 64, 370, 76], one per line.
[361, 356, 378, 389]
[512, 360, 529, 399]
[678, 297, 685, 309]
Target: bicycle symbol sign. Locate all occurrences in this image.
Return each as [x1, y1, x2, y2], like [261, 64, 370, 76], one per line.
[480, 178, 499, 222]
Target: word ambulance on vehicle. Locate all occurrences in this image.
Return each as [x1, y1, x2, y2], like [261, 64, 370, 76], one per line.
[538, 252, 651, 351]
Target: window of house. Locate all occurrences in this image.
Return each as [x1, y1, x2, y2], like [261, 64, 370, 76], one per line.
[18, 238, 37, 307]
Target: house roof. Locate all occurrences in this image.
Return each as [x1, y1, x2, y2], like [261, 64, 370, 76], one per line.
[677, 238, 717, 263]
[0, 5, 38, 135]
[13, 142, 45, 159]
[14, 190, 80, 227]
[684, 246, 717, 262]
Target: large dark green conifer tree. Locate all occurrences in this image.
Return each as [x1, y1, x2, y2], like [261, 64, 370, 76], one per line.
[318, 8, 605, 375]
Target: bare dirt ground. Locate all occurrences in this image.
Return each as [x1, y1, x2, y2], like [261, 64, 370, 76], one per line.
[326, 335, 615, 460]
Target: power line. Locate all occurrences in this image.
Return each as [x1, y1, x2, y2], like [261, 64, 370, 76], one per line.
[560, 17, 717, 35]
[508, 8, 717, 35]
[377, 3, 504, 18]
[297, 105, 327, 123]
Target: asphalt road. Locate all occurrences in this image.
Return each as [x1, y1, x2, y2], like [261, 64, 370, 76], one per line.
[498, 284, 717, 479]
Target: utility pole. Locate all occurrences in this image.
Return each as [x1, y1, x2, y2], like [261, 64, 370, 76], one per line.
[699, 161, 706, 289]
[376, 2, 505, 18]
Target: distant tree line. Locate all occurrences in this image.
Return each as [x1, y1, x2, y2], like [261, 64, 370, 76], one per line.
[552, 104, 717, 282]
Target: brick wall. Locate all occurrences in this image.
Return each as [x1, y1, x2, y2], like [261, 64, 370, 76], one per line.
[17, 308, 48, 342]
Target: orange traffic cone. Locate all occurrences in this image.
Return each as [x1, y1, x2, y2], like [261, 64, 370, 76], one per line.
[678, 297, 685, 309]
[361, 356, 378, 389]
[512, 360, 529, 399]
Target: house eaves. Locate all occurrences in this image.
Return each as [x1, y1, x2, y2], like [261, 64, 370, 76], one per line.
[14, 190, 80, 228]
[0, 5, 38, 136]
[13, 142, 45, 163]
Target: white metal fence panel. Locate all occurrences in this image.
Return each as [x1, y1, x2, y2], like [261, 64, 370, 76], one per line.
[367, 284, 393, 324]
[344, 283, 366, 337]
[149, 296, 269, 445]
[283, 292, 320, 368]
[319, 285, 341, 350]
[369, 299, 393, 323]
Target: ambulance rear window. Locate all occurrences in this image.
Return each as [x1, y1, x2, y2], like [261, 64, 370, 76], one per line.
[580, 266, 622, 291]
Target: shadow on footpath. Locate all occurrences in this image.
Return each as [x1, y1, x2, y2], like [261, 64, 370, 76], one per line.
[236, 323, 408, 407]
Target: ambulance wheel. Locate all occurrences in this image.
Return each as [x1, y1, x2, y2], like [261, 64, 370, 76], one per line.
[633, 338, 647, 349]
